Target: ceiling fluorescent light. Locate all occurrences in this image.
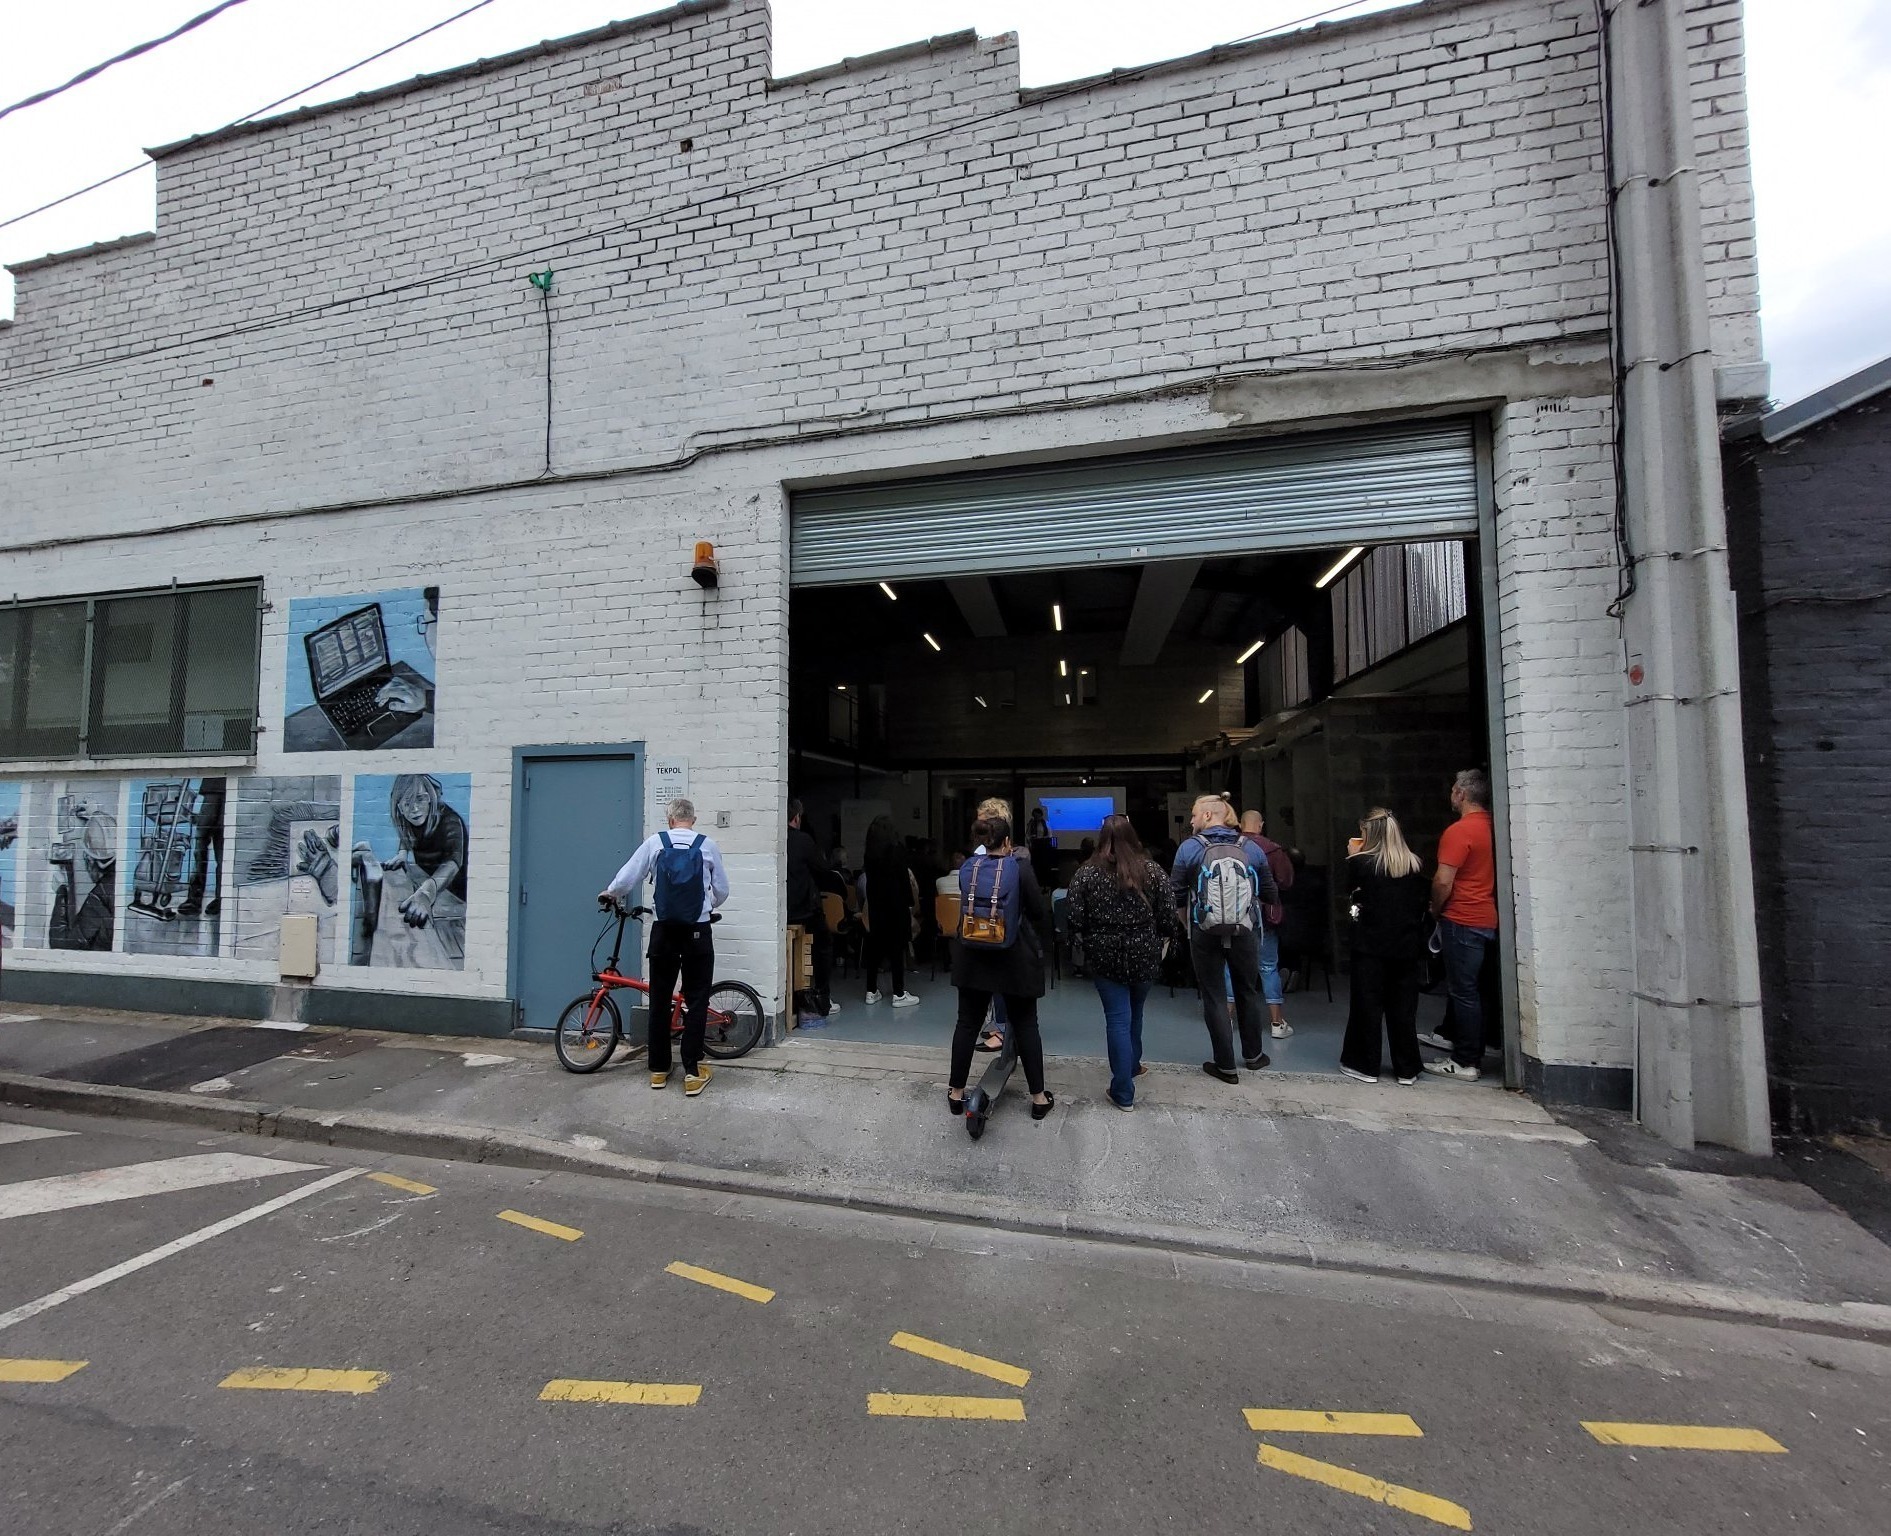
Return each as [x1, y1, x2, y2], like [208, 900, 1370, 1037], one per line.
[878, 581, 898, 601]
[1058, 659, 1068, 677]
[1314, 546, 1366, 589]
[923, 632, 942, 652]
[1052, 603, 1063, 632]
[1236, 637, 1267, 665]
[974, 695, 988, 708]
[1197, 688, 1215, 704]
[835, 684, 848, 692]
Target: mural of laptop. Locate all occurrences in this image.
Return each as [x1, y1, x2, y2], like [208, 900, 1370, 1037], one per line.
[303, 603, 431, 750]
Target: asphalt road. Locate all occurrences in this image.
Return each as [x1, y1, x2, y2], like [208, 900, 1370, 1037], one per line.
[1, 1109, 1885, 1536]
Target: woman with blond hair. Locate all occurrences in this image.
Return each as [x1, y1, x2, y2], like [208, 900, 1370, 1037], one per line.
[1338, 806, 1430, 1084]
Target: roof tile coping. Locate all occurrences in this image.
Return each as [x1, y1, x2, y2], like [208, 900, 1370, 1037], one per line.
[145, 0, 732, 161]
[767, 29, 995, 91]
[7, 230, 156, 278]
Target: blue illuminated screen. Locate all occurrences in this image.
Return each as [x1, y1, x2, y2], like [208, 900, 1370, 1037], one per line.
[1038, 796, 1116, 839]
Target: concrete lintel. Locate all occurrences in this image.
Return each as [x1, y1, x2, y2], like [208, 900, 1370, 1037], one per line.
[1210, 345, 1613, 431]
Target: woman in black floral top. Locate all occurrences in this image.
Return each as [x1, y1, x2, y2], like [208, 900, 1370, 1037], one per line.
[1066, 815, 1182, 1111]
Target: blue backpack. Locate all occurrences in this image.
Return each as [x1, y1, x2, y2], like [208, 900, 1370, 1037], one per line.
[958, 852, 1021, 949]
[652, 830, 706, 922]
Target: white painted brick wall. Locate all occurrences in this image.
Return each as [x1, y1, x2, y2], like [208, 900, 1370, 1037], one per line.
[0, 0, 1762, 1063]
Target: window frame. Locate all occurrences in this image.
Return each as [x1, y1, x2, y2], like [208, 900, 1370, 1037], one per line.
[0, 579, 263, 763]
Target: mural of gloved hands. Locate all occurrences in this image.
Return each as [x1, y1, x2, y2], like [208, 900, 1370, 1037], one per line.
[297, 828, 339, 907]
[0, 814, 16, 851]
[399, 877, 440, 928]
[374, 676, 428, 715]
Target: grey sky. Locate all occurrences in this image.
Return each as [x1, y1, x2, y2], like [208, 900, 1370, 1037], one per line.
[1, 0, 1884, 404]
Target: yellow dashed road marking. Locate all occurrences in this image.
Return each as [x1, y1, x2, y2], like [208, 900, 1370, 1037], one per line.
[889, 1331, 1031, 1388]
[497, 1210, 583, 1242]
[1245, 1409, 1423, 1437]
[368, 1172, 436, 1195]
[868, 1393, 1026, 1421]
[0, 1358, 87, 1383]
[665, 1261, 773, 1303]
[219, 1367, 388, 1394]
[1582, 1422, 1787, 1453]
[1258, 1443, 1471, 1530]
[540, 1379, 702, 1406]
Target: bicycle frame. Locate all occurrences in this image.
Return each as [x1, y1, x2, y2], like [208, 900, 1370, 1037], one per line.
[589, 909, 737, 1035]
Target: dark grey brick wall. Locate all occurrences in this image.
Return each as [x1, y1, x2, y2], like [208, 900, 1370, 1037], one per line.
[1726, 393, 1891, 1134]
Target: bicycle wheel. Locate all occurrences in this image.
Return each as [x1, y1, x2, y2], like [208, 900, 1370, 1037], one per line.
[700, 981, 765, 1060]
[554, 989, 621, 1073]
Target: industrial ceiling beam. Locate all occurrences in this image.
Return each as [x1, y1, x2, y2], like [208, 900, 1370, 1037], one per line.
[1120, 558, 1201, 665]
[946, 577, 1007, 638]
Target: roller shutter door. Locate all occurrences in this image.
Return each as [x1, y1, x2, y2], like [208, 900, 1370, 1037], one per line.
[789, 417, 1480, 587]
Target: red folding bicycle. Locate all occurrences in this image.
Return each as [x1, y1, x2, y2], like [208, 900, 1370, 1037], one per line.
[553, 905, 765, 1073]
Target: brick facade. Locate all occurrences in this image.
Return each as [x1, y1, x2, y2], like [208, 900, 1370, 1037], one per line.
[0, 0, 1763, 1083]
[1727, 391, 1891, 1135]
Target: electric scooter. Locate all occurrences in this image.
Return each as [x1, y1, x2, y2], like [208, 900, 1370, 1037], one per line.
[961, 1016, 1016, 1140]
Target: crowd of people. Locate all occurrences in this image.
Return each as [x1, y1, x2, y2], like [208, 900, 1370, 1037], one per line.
[784, 768, 1499, 1118]
[609, 775, 1495, 1110]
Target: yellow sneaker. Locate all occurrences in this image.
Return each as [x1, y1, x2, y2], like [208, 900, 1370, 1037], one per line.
[650, 1070, 669, 1089]
[684, 1065, 712, 1097]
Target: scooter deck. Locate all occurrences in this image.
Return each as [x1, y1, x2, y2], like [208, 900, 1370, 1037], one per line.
[964, 1038, 1018, 1139]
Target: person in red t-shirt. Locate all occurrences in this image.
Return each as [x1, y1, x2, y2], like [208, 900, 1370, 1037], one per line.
[1424, 769, 1499, 1081]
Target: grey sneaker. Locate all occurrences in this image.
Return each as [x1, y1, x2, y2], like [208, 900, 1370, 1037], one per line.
[1338, 1064, 1379, 1084]
[1423, 1059, 1481, 1081]
[1417, 1031, 1453, 1052]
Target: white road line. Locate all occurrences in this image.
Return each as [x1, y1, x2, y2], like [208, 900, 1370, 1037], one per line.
[0, 1124, 77, 1147]
[0, 1169, 362, 1333]
[0, 1153, 325, 1220]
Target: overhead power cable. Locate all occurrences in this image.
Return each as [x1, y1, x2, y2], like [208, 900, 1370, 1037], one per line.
[1, 0, 1385, 390]
[0, 0, 257, 125]
[0, 0, 502, 234]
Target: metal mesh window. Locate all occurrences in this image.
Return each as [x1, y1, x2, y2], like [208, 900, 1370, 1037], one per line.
[0, 582, 260, 760]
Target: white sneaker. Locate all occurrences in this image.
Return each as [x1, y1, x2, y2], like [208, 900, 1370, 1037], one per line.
[864, 991, 883, 1005]
[1338, 1064, 1379, 1084]
[827, 1001, 842, 1016]
[1270, 1020, 1293, 1039]
[1423, 1059, 1480, 1081]
[890, 992, 920, 1008]
[1417, 1031, 1452, 1052]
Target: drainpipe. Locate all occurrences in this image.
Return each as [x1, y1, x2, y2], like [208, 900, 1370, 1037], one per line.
[1605, 0, 1770, 1152]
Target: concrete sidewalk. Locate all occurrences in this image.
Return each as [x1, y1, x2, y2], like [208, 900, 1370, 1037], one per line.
[3, 1002, 1888, 1334]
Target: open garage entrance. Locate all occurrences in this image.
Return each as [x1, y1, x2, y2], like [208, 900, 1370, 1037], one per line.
[786, 418, 1517, 1087]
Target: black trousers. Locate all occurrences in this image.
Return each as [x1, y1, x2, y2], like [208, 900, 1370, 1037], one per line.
[1190, 927, 1265, 1069]
[791, 910, 833, 1013]
[646, 920, 714, 1074]
[1341, 953, 1423, 1081]
[950, 988, 1044, 1097]
[864, 922, 906, 995]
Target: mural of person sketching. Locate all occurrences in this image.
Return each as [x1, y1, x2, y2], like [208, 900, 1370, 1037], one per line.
[350, 773, 469, 970]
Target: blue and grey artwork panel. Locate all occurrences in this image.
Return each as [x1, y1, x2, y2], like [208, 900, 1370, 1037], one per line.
[231, 776, 343, 961]
[349, 773, 470, 971]
[283, 587, 438, 753]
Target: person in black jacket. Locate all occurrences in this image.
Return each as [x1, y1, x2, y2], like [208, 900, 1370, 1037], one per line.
[786, 799, 834, 1019]
[1338, 807, 1432, 1085]
[947, 815, 1054, 1120]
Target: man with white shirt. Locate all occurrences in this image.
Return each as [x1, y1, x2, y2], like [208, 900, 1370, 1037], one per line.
[600, 797, 731, 1096]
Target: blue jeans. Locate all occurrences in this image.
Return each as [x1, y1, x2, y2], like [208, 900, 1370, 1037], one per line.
[1439, 918, 1497, 1066]
[1094, 976, 1150, 1107]
[1259, 927, 1284, 1008]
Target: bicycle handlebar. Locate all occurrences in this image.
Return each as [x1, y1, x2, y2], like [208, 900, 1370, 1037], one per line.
[597, 901, 719, 924]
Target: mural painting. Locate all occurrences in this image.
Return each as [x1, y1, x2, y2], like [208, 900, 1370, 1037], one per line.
[124, 778, 226, 958]
[48, 786, 118, 951]
[0, 781, 19, 949]
[231, 776, 343, 961]
[350, 773, 469, 970]
[283, 587, 438, 752]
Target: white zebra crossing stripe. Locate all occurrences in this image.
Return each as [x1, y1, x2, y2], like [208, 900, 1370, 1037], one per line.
[0, 1168, 362, 1334]
[0, 1154, 324, 1220]
[0, 1124, 78, 1147]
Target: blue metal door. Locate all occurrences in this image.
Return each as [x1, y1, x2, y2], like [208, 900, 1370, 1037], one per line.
[513, 753, 641, 1031]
